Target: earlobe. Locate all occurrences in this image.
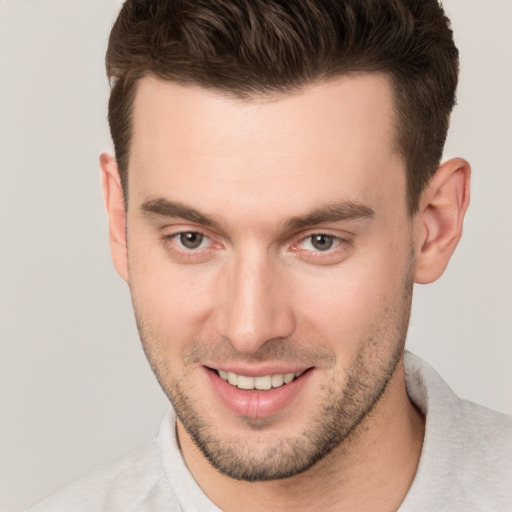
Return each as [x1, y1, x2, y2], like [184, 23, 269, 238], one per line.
[414, 158, 471, 284]
[100, 152, 129, 282]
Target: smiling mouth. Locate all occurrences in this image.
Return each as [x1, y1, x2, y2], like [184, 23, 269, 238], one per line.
[214, 369, 307, 391]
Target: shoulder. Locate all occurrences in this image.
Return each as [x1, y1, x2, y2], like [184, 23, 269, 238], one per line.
[27, 438, 181, 512]
[402, 352, 512, 511]
[435, 398, 512, 510]
[405, 351, 511, 454]
[453, 398, 512, 485]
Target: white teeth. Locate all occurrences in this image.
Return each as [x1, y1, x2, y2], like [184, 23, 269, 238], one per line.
[237, 375, 255, 390]
[254, 375, 272, 390]
[217, 369, 305, 390]
[271, 374, 284, 388]
[283, 373, 295, 384]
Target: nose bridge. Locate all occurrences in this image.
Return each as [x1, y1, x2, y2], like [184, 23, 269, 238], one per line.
[217, 245, 295, 354]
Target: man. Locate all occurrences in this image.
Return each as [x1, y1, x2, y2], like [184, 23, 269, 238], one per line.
[30, 1, 511, 510]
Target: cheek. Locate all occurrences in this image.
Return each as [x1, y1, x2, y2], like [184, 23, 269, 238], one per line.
[128, 242, 218, 342]
[290, 244, 411, 343]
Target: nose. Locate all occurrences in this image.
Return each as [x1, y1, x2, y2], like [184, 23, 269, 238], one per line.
[215, 249, 296, 354]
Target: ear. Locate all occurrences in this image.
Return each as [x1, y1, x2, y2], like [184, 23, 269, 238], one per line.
[100, 152, 129, 282]
[414, 158, 471, 284]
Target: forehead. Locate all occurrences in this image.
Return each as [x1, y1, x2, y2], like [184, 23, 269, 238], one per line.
[128, 74, 405, 218]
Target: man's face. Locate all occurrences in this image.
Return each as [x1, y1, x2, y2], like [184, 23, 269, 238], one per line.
[124, 74, 416, 480]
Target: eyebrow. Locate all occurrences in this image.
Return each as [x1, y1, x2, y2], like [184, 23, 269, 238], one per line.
[140, 197, 375, 231]
[283, 201, 375, 231]
[141, 198, 218, 227]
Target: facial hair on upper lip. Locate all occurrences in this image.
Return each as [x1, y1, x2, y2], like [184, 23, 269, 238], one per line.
[180, 336, 337, 372]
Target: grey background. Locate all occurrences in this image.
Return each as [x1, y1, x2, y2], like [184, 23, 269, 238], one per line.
[0, 1, 511, 510]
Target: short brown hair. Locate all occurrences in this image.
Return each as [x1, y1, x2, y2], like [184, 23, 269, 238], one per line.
[106, 0, 459, 213]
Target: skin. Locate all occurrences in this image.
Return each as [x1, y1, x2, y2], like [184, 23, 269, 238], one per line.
[101, 73, 470, 511]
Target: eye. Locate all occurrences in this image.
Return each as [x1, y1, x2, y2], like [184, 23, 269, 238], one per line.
[177, 231, 208, 249]
[162, 228, 220, 262]
[300, 234, 339, 251]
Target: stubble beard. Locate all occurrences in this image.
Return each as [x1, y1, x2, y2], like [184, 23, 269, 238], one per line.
[134, 271, 414, 482]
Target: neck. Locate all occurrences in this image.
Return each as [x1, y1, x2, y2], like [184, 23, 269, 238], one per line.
[178, 358, 425, 512]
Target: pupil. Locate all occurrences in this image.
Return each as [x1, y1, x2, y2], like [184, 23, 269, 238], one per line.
[180, 232, 203, 249]
[312, 234, 333, 250]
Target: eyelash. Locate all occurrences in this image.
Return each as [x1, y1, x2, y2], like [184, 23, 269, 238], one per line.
[290, 233, 352, 264]
[162, 230, 352, 261]
[295, 233, 344, 252]
[162, 230, 217, 260]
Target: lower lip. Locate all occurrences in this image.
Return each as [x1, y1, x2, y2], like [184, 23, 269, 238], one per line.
[204, 368, 313, 419]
